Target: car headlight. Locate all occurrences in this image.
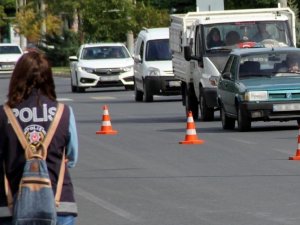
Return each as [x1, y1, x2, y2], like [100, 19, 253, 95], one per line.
[147, 67, 160, 76]
[209, 76, 219, 86]
[244, 91, 268, 101]
[79, 67, 94, 73]
[122, 66, 133, 72]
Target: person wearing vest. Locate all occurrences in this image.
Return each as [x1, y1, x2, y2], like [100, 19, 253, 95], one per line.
[0, 51, 79, 225]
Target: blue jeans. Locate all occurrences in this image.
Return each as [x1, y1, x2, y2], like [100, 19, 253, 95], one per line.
[1, 216, 75, 225]
[57, 215, 76, 225]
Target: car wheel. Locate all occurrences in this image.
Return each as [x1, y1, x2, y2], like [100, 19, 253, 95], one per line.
[71, 76, 77, 93]
[221, 107, 235, 130]
[237, 105, 251, 131]
[185, 86, 198, 120]
[77, 87, 85, 93]
[199, 88, 214, 121]
[125, 85, 134, 91]
[134, 81, 143, 102]
[143, 81, 153, 102]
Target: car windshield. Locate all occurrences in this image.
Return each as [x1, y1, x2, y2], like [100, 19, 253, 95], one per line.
[0, 46, 22, 54]
[238, 51, 300, 79]
[205, 21, 292, 51]
[81, 46, 130, 60]
[145, 39, 172, 61]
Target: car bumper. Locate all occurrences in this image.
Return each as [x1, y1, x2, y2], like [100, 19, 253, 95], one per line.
[144, 76, 181, 95]
[76, 70, 134, 88]
[241, 101, 300, 121]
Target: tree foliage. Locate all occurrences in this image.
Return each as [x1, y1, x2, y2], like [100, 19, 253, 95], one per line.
[14, 2, 62, 44]
[131, 3, 170, 35]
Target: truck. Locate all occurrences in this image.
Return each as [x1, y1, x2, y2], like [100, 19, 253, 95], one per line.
[170, 6, 296, 120]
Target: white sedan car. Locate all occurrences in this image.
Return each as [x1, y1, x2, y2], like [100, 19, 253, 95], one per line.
[0, 43, 23, 75]
[69, 43, 134, 92]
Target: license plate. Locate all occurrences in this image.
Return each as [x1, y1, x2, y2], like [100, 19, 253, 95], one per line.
[169, 81, 181, 87]
[100, 76, 119, 81]
[273, 103, 300, 112]
[0, 65, 14, 70]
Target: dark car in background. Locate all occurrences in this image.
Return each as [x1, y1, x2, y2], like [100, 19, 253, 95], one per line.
[217, 47, 300, 131]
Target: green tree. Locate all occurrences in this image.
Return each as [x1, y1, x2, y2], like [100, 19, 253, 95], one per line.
[81, 0, 133, 42]
[131, 2, 170, 36]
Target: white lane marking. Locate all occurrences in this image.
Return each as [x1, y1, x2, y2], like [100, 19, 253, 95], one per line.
[75, 186, 139, 222]
[228, 137, 256, 145]
[273, 148, 293, 155]
[57, 98, 73, 101]
[91, 96, 116, 100]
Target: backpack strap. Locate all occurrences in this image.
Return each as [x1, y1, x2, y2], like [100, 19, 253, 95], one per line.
[3, 103, 66, 207]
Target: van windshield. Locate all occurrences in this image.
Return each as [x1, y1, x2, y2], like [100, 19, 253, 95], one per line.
[145, 39, 172, 61]
[205, 21, 293, 51]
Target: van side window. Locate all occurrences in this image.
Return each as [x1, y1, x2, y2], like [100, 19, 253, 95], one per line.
[139, 41, 144, 62]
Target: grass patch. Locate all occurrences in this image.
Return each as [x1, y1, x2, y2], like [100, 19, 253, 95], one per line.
[52, 67, 70, 76]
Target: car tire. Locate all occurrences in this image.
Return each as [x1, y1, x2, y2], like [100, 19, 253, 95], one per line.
[185, 86, 198, 120]
[143, 81, 153, 102]
[237, 104, 251, 131]
[134, 81, 143, 102]
[125, 85, 134, 91]
[71, 76, 77, 93]
[199, 88, 214, 121]
[221, 107, 235, 130]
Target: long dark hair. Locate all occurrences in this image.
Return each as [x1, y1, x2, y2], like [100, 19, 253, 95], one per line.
[7, 51, 57, 107]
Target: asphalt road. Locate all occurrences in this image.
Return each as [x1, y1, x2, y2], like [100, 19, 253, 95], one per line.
[2, 76, 300, 225]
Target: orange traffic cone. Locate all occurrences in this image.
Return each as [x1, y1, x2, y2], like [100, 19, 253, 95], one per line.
[96, 105, 118, 135]
[179, 111, 204, 144]
[289, 126, 300, 160]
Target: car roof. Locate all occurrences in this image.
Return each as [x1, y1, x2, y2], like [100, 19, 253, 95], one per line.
[230, 47, 300, 57]
[138, 27, 169, 40]
[81, 43, 126, 48]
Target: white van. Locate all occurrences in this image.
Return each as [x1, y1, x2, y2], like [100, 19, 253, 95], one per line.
[133, 27, 181, 102]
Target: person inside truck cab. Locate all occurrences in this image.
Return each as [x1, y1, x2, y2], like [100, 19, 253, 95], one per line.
[252, 23, 272, 42]
[276, 53, 300, 73]
[286, 53, 300, 73]
[207, 27, 225, 48]
[225, 31, 240, 46]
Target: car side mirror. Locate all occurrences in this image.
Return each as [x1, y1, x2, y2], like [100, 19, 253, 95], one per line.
[222, 72, 232, 80]
[69, 56, 78, 62]
[184, 46, 192, 61]
[134, 55, 142, 63]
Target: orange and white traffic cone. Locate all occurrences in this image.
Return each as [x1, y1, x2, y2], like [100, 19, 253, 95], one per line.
[179, 111, 204, 144]
[289, 126, 300, 160]
[96, 105, 118, 135]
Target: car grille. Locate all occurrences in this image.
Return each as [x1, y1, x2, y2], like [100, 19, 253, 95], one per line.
[0, 62, 15, 71]
[93, 68, 122, 76]
[269, 91, 300, 100]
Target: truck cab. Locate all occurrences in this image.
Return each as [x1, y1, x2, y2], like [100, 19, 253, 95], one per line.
[170, 7, 296, 120]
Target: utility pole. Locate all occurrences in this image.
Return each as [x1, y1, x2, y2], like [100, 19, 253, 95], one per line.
[278, 0, 287, 7]
[16, 0, 27, 49]
[40, 0, 46, 46]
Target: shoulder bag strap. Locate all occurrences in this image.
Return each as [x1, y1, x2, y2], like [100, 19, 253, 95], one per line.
[3, 104, 29, 151]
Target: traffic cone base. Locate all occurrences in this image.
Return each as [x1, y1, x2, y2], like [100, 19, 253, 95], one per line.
[179, 111, 204, 145]
[289, 150, 300, 160]
[96, 105, 118, 135]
